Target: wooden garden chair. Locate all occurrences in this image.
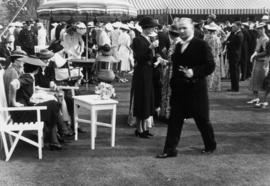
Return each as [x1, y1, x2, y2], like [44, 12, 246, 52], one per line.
[0, 69, 46, 161]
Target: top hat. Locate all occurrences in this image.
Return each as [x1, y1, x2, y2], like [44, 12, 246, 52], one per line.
[139, 17, 159, 29]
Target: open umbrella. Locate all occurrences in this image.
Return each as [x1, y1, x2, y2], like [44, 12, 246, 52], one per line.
[37, 0, 137, 22]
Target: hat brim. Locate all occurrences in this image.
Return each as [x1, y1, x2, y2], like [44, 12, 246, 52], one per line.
[18, 56, 47, 67]
[204, 25, 218, 31]
[36, 52, 55, 60]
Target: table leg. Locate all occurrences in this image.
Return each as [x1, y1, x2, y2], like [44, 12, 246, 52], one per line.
[74, 102, 78, 141]
[91, 108, 96, 150]
[111, 105, 116, 147]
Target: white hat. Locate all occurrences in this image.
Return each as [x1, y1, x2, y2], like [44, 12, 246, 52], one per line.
[204, 22, 219, 31]
[112, 21, 121, 28]
[120, 23, 129, 30]
[135, 22, 142, 33]
[105, 23, 114, 32]
[87, 21, 94, 27]
[76, 22, 86, 29]
[242, 22, 249, 27]
[256, 22, 266, 29]
[51, 22, 58, 27]
[262, 15, 269, 21]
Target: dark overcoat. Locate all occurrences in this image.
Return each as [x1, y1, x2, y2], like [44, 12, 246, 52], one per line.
[170, 37, 215, 119]
[132, 35, 155, 119]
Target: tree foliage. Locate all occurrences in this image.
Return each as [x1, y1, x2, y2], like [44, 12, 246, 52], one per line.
[3, 0, 41, 21]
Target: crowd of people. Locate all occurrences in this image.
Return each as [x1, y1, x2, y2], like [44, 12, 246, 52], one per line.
[0, 13, 270, 155]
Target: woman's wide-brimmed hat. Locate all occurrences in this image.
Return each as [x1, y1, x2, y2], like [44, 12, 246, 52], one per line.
[36, 49, 55, 60]
[10, 49, 27, 62]
[100, 44, 112, 56]
[139, 16, 159, 29]
[17, 56, 47, 67]
[256, 22, 266, 29]
[204, 22, 219, 31]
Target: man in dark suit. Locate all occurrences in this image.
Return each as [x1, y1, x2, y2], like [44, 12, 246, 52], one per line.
[156, 18, 217, 158]
[226, 21, 244, 91]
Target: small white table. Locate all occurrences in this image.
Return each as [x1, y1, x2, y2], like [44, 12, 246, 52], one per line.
[73, 95, 118, 149]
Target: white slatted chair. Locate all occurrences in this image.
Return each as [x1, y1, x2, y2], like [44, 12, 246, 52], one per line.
[0, 69, 46, 161]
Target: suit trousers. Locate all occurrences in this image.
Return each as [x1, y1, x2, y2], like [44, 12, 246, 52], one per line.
[163, 103, 216, 153]
[229, 59, 240, 91]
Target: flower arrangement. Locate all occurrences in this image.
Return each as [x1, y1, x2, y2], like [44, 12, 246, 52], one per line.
[95, 82, 116, 99]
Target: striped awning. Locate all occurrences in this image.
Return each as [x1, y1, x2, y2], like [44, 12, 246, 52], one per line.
[128, 0, 270, 15]
[37, 0, 137, 21]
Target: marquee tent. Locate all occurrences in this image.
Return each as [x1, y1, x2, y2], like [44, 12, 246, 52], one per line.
[128, 0, 270, 15]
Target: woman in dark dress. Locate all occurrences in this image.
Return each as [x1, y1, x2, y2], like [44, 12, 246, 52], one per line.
[131, 17, 159, 138]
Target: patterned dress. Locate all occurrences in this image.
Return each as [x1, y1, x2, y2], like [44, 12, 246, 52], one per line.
[160, 37, 181, 119]
[204, 33, 222, 91]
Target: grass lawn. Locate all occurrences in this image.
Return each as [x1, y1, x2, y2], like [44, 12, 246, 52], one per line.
[0, 78, 270, 186]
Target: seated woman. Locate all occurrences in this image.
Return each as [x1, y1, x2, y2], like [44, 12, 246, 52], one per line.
[4, 55, 63, 150]
[95, 44, 119, 83]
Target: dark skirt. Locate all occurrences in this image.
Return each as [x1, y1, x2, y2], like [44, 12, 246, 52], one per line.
[132, 65, 155, 119]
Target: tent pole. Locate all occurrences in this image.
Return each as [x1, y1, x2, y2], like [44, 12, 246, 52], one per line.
[86, 14, 89, 60]
[0, 0, 29, 38]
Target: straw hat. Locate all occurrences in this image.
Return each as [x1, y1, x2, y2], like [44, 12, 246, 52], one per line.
[135, 22, 142, 33]
[204, 22, 219, 31]
[36, 49, 55, 60]
[87, 21, 94, 28]
[112, 22, 122, 29]
[105, 23, 114, 32]
[120, 23, 129, 31]
[17, 56, 47, 67]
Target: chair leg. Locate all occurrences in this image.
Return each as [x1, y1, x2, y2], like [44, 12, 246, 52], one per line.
[38, 129, 42, 159]
[1, 131, 9, 161]
[6, 130, 23, 161]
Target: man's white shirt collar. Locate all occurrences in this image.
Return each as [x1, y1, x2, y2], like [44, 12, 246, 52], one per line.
[179, 34, 194, 53]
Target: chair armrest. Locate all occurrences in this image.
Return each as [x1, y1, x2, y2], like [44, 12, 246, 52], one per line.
[58, 86, 79, 90]
[0, 106, 47, 111]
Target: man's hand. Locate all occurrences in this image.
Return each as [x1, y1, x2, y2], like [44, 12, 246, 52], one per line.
[179, 66, 194, 78]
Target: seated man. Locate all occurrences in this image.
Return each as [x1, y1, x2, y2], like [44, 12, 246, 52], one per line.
[4, 54, 63, 150]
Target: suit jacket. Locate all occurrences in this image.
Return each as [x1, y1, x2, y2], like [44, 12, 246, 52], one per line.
[227, 31, 244, 62]
[170, 37, 215, 119]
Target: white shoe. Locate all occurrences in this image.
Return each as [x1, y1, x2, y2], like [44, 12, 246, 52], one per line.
[247, 98, 260, 104]
[255, 102, 268, 108]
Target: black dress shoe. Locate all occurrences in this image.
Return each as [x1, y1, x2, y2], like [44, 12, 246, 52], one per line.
[49, 143, 63, 151]
[78, 128, 87, 133]
[226, 89, 239, 92]
[144, 130, 154, 137]
[156, 152, 177, 159]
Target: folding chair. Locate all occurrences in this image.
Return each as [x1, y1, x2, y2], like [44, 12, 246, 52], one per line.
[0, 69, 46, 161]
